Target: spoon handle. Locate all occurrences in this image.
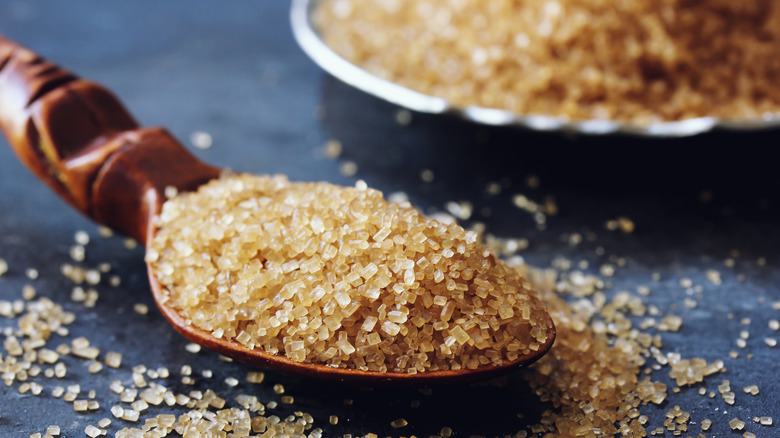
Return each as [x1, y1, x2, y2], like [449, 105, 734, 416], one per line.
[0, 35, 220, 244]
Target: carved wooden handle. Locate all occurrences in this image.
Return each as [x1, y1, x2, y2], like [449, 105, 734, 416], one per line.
[0, 35, 220, 243]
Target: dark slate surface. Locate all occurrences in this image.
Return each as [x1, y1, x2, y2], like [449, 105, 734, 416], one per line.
[1, 1, 779, 436]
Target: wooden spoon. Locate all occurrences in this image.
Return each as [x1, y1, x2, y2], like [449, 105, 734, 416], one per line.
[0, 36, 555, 384]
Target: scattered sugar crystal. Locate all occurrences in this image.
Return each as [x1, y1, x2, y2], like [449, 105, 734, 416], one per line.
[190, 131, 213, 149]
[84, 425, 102, 437]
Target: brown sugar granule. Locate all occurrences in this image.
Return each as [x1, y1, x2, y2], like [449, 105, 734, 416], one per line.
[84, 425, 103, 437]
[390, 418, 408, 429]
[105, 352, 122, 368]
[149, 174, 551, 373]
[190, 131, 213, 150]
[314, 0, 780, 124]
[246, 371, 265, 384]
[730, 417, 746, 430]
[322, 139, 342, 159]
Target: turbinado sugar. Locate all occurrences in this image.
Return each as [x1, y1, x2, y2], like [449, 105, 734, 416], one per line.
[314, 0, 780, 124]
[148, 174, 552, 373]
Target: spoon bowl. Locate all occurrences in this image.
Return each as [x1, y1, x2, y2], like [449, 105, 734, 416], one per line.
[0, 35, 555, 384]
